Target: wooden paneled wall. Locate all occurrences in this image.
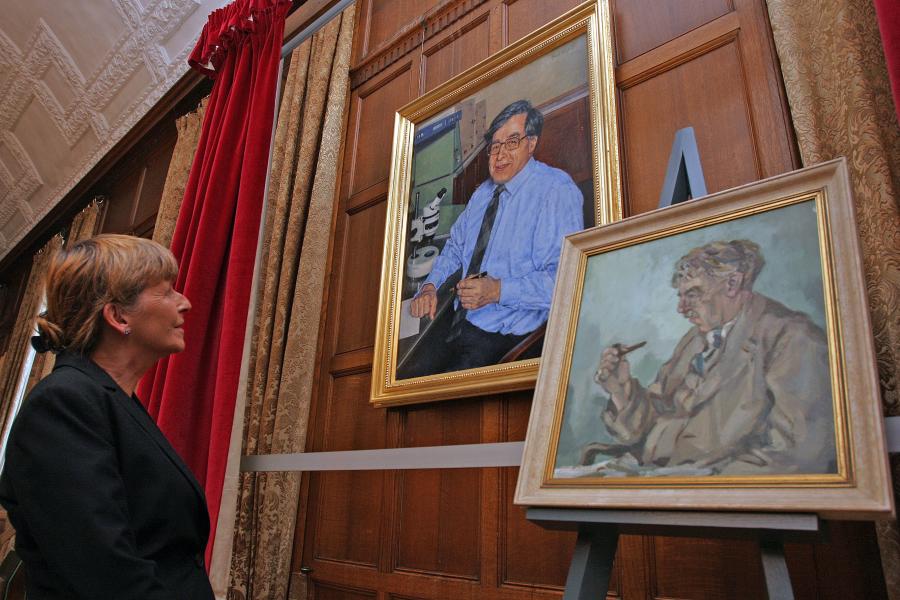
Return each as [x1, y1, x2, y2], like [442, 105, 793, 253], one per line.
[291, 1, 887, 598]
[97, 120, 178, 238]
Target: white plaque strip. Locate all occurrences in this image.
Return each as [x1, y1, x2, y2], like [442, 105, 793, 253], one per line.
[240, 441, 525, 472]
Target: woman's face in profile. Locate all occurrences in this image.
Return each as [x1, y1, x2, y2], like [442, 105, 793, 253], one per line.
[126, 279, 192, 359]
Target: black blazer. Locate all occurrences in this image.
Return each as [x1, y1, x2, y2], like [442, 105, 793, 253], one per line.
[0, 353, 214, 600]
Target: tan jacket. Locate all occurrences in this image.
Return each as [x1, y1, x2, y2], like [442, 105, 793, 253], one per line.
[602, 293, 836, 475]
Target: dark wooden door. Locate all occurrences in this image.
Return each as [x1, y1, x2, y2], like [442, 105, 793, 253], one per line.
[290, 1, 888, 598]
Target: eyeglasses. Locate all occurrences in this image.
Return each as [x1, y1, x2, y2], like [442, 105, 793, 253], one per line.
[487, 135, 532, 155]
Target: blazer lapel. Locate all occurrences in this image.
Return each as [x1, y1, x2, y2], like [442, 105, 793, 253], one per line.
[117, 389, 207, 504]
[681, 296, 763, 414]
[53, 354, 207, 504]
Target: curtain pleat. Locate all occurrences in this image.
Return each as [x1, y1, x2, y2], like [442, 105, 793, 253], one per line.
[225, 7, 354, 599]
[153, 98, 209, 249]
[874, 0, 900, 125]
[0, 234, 63, 436]
[766, 1, 900, 597]
[0, 196, 105, 564]
[25, 197, 107, 395]
[136, 0, 291, 567]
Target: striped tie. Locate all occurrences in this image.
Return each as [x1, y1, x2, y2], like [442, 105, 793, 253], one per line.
[449, 184, 505, 336]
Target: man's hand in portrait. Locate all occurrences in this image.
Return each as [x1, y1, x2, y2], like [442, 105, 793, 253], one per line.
[595, 345, 632, 410]
[410, 283, 438, 319]
[456, 275, 501, 310]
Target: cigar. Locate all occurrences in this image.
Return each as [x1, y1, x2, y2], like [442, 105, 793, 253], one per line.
[595, 341, 646, 383]
[611, 341, 646, 356]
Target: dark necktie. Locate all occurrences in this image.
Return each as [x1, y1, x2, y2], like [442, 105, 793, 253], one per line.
[449, 184, 505, 336]
[690, 328, 723, 376]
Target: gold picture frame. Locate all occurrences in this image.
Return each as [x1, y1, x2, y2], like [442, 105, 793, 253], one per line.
[370, 0, 621, 407]
[515, 159, 894, 519]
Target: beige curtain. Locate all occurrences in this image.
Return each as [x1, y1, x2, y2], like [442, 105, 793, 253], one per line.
[766, 1, 900, 597]
[154, 97, 209, 248]
[25, 197, 107, 394]
[0, 234, 63, 436]
[226, 6, 354, 600]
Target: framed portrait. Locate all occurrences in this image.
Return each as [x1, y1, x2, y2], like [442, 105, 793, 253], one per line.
[370, 1, 622, 407]
[515, 159, 894, 519]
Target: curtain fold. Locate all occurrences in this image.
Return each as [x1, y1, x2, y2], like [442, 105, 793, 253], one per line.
[0, 234, 63, 437]
[25, 197, 107, 395]
[766, 1, 900, 597]
[0, 196, 105, 564]
[226, 7, 354, 599]
[136, 0, 291, 566]
[153, 98, 209, 249]
[874, 0, 900, 124]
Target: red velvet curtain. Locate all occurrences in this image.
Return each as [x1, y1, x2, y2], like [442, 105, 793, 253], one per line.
[875, 0, 900, 124]
[137, 0, 290, 566]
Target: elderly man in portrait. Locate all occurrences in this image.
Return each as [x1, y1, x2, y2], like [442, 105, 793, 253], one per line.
[403, 99, 584, 377]
[590, 239, 836, 475]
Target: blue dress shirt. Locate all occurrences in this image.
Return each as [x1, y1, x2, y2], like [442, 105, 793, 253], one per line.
[423, 158, 584, 335]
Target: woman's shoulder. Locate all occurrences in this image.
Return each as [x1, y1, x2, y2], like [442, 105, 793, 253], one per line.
[17, 361, 111, 423]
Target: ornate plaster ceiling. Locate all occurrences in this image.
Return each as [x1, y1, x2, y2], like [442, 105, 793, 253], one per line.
[0, 0, 228, 261]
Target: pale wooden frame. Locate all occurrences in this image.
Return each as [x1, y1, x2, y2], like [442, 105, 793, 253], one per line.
[370, 0, 621, 406]
[515, 159, 894, 519]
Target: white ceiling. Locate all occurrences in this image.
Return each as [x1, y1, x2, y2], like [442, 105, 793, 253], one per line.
[0, 0, 229, 262]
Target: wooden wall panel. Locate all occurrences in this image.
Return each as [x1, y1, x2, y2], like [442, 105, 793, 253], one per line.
[612, 0, 732, 62]
[614, 0, 798, 217]
[652, 537, 766, 599]
[806, 522, 889, 600]
[0, 257, 31, 356]
[333, 201, 388, 355]
[501, 395, 574, 589]
[504, 0, 583, 44]
[394, 467, 482, 578]
[395, 401, 483, 578]
[423, 14, 492, 92]
[313, 582, 377, 600]
[401, 399, 484, 447]
[348, 66, 417, 198]
[132, 129, 178, 232]
[320, 373, 388, 452]
[311, 374, 386, 567]
[500, 469, 572, 589]
[102, 168, 144, 234]
[99, 120, 177, 237]
[359, 0, 444, 60]
[292, 1, 887, 599]
[312, 470, 384, 566]
[620, 40, 760, 215]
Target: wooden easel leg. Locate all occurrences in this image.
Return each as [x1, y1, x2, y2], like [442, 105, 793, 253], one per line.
[563, 525, 619, 600]
[760, 538, 795, 600]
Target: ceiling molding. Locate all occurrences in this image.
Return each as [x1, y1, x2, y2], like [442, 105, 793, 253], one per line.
[0, 0, 229, 262]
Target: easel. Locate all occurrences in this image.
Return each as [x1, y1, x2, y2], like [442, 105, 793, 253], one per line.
[658, 126, 708, 208]
[527, 508, 825, 599]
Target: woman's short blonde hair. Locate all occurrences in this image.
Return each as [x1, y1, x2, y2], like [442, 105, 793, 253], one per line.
[36, 234, 178, 355]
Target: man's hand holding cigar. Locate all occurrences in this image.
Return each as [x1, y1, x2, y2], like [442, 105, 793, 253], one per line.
[595, 341, 645, 411]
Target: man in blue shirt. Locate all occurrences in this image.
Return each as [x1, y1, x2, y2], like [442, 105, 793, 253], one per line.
[404, 99, 584, 376]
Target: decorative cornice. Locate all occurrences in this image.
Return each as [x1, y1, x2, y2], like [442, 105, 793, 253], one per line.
[350, 0, 488, 89]
[0, 0, 210, 260]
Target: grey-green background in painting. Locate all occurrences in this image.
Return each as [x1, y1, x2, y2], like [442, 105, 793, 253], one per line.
[554, 200, 828, 469]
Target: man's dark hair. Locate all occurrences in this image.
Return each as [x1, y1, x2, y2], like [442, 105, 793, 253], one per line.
[483, 99, 543, 145]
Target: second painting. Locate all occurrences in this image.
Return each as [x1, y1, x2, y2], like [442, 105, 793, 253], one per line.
[371, 1, 622, 406]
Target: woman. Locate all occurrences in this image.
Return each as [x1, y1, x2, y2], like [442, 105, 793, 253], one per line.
[0, 234, 214, 600]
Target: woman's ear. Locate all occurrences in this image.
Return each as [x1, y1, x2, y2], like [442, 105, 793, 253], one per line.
[101, 303, 131, 336]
